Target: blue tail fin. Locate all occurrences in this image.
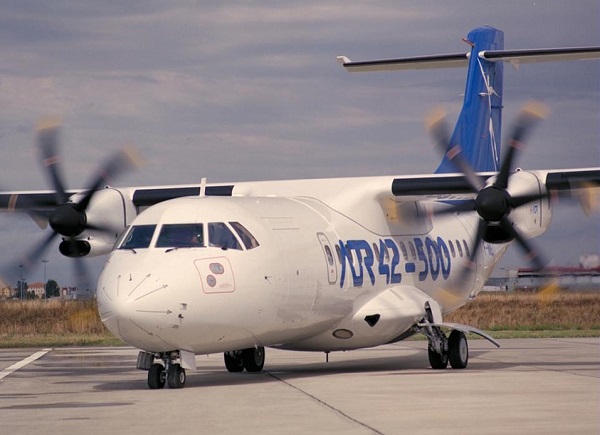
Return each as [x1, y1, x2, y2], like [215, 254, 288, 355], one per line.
[435, 26, 504, 173]
[339, 25, 599, 173]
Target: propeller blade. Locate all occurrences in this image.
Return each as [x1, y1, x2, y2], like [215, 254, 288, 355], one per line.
[569, 182, 600, 217]
[37, 118, 68, 205]
[510, 191, 550, 209]
[84, 222, 120, 236]
[430, 200, 477, 216]
[425, 107, 484, 192]
[500, 216, 547, 271]
[495, 101, 548, 190]
[77, 146, 143, 211]
[72, 255, 93, 293]
[456, 218, 487, 285]
[16, 230, 58, 276]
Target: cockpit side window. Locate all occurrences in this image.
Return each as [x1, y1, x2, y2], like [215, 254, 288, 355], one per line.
[119, 225, 156, 250]
[230, 222, 260, 250]
[156, 224, 204, 248]
[208, 222, 242, 250]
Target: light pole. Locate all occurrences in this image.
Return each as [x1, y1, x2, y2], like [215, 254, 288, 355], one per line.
[42, 259, 49, 299]
[19, 264, 23, 300]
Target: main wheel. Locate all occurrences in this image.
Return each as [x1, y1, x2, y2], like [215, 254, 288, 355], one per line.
[148, 363, 165, 389]
[242, 347, 265, 372]
[224, 352, 244, 372]
[428, 343, 449, 370]
[167, 363, 186, 389]
[448, 330, 469, 369]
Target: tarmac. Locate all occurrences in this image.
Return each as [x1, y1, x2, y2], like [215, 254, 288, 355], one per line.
[0, 338, 598, 435]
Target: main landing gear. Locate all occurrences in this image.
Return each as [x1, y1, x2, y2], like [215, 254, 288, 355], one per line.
[426, 328, 469, 370]
[224, 347, 265, 373]
[419, 307, 469, 370]
[138, 350, 187, 389]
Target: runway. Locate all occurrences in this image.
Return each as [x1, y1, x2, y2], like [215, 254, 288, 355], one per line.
[0, 338, 598, 434]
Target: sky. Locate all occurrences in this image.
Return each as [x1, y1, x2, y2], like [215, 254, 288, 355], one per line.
[0, 1, 598, 287]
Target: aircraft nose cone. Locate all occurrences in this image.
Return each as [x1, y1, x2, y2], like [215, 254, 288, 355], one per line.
[97, 262, 172, 349]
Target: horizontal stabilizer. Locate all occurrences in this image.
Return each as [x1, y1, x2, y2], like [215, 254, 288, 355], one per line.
[338, 47, 600, 72]
[480, 46, 600, 64]
[337, 53, 469, 72]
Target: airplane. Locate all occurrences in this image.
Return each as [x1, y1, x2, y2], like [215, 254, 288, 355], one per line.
[1, 26, 599, 389]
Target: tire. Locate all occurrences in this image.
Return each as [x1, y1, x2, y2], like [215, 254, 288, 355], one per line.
[224, 352, 244, 372]
[167, 363, 186, 389]
[448, 330, 469, 369]
[242, 347, 265, 372]
[148, 363, 165, 389]
[428, 346, 448, 369]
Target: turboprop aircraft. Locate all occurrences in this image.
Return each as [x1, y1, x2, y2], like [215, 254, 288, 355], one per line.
[1, 26, 599, 389]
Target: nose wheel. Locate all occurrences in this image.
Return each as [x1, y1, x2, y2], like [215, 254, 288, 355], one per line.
[148, 363, 166, 389]
[146, 351, 187, 389]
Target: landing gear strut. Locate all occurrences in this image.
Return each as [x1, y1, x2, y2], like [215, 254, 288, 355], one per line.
[141, 351, 187, 389]
[224, 347, 265, 373]
[419, 308, 470, 370]
[427, 328, 449, 369]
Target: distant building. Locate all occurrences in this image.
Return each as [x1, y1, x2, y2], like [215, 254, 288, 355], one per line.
[516, 266, 600, 290]
[1, 286, 14, 299]
[60, 286, 94, 300]
[61, 286, 77, 297]
[580, 255, 600, 269]
[485, 265, 600, 291]
[28, 282, 45, 298]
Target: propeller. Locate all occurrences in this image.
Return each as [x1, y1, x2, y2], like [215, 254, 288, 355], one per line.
[426, 102, 550, 284]
[5, 119, 141, 287]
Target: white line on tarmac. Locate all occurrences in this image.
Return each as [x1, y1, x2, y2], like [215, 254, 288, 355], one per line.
[0, 349, 52, 381]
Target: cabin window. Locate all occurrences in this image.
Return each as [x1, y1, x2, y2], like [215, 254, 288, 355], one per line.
[463, 240, 470, 258]
[449, 240, 456, 258]
[156, 224, 204, 248]
[372, 243, 380, 260]
[345, 243, 354, 264]
[119, 225, 156, 250]
[456, 239, 463, 257]
[209, 222, 242, 250]
[399, 242, 408, 260]
[230, 222, 260, 250]
[408, 241, 417, 260]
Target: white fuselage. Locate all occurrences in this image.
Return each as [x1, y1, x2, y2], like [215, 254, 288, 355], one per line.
[97, 173, 549, 355]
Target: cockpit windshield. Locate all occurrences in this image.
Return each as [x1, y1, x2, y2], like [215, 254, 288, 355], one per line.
[119, 225, 156, 250]
[156, 223, 204, 248]
[115, 221, 260, 252]
[208, 222, 242, 250]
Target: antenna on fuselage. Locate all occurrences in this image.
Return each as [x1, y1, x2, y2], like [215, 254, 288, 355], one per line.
[199, 177, 207, 197]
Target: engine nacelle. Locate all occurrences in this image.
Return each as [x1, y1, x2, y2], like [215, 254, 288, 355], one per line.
[60, 187, 137, 258]
[508, 170, 552, 240]
[59, 238, 117, 258]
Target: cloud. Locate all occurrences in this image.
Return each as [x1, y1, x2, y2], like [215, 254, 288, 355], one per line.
[0, 1, 597, 285]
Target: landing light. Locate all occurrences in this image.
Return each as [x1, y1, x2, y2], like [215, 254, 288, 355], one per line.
[332, 329, 353, 339]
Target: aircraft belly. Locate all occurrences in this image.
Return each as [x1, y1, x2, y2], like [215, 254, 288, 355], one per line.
[279, 286, 429, 352]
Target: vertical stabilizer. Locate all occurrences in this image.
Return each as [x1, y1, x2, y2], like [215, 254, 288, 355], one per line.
[435, 26, 504, 173]
[338, 26, 600, 173]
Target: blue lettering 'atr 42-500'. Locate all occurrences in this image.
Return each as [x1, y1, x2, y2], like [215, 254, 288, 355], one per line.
[338, 237, 453, 288]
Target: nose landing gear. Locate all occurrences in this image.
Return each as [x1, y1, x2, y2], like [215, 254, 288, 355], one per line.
[139, 350, 187, 389]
